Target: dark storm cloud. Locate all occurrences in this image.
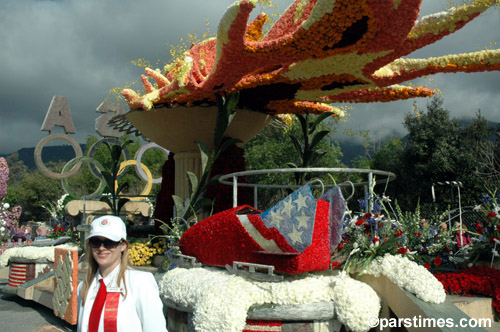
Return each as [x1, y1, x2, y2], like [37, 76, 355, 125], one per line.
[0, 0, 498, 154]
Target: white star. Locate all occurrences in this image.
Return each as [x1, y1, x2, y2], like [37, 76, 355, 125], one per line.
[288, 226, 303, 245]
[294, 191, 309, 211]
[281, 199, 295, 217]
[267, 210, 284, 228]
[296, 212, 310, 230]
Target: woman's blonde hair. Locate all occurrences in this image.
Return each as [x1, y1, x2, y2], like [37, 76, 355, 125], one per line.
[80, 239, 130, 305]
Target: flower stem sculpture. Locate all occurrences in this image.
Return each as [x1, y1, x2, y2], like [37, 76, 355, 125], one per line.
[123, 0, 500, 115]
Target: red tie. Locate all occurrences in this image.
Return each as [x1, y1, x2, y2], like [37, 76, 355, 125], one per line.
[89, 279, 107, 332]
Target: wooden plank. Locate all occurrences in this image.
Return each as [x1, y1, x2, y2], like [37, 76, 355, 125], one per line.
[16, 271, 54, 300]
[0, 266, 10, 279]
[248, 302, 334, 321]
[358, 274, 489, 332]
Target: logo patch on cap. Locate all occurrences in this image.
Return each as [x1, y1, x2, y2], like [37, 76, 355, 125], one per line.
[100, 219, 110, 226]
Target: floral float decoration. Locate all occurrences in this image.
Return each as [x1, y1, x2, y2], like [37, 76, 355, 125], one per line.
[0, 157, 23, 245]
[435, 266, 500, 314]
[123, 0, 500, 116]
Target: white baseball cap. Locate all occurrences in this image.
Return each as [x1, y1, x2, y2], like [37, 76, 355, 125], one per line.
[86, 215, 127, 242]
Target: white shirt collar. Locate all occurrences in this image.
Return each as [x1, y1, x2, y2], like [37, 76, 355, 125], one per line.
[95, 263, 121, 289]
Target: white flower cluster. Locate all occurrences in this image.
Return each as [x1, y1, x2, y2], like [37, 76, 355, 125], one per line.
[331, 273, 381, 332]
[0, 243, 78, 267]
[55, 194, 68, 213]
[410, 0, 495, 38]
[411, 9, 455, 36]
[41, 193, 69, 220]
[158, 268, 380, 332]
[366, 254, 446, 304]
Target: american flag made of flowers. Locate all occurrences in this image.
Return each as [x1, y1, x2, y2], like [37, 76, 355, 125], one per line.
[260, 185, 316, 253]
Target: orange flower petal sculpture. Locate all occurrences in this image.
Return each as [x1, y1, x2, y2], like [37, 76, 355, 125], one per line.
[122, 0, 500, 115]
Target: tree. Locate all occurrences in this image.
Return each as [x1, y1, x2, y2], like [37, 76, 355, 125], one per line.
[5, 156, 63, 223]
[399, 97, 460, 211]
[455, 111, 495, 205]
[356, 97, 497, 213]
[475, 123, 500, 191]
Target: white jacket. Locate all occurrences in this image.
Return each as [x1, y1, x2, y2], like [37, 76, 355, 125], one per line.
[77, 265, 168, 332]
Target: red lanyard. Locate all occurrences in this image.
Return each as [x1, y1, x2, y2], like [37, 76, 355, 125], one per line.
[103, 287, 122, 332]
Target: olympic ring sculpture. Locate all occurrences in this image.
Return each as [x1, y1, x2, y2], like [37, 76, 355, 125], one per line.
[61, 156, 107, 199]
[36, 134, 162, 200]
[114, 160, 153, 200]
[35, 133, 83, 179]
[87, 137, 131, 180]
[135, 142, 169, 184]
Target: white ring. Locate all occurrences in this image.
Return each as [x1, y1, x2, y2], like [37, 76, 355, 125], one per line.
[135, 142, 169, 184]
[34, 133, 83, 179]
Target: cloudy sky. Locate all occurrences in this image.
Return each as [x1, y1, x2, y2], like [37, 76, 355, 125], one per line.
[0, 0, 499, 155]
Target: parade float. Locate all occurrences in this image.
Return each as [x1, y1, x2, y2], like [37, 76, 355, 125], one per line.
[113, 0, 500, 331]
[1, 0, 499, 331]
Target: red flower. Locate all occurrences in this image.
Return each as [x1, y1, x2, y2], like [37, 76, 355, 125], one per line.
[488, 212, 497, 218]
[337, 242, 344, 250]
[476, 222, 483, 234]
[424, 263, 431, 270]
[331, 261, 341, 269]
[496, 225, 500, 232]
[399, 247, 407, 254]
[395, 230, 403, 237]
[363, 213, 371, 219]
[372, 237, 379, 243]
[355, 219, 365, 226]
[444, 247, 451, 254]
[414, 232, 422, 238]
[434, 257, 442, 266]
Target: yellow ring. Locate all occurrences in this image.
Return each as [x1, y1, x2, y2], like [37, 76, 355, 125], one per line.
[114, 160, 153, 200]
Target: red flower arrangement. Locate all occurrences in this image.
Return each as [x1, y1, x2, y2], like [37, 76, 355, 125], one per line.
[122, 0, 500, 115]
[179, 196, 332, 274]
[435, 266, 500, 313]
[355, 219, 365, 226]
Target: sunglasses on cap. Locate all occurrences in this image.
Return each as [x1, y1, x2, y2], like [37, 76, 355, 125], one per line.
[88, 237, 122, 249]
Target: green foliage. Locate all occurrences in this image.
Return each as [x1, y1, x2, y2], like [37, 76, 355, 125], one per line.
[99, 139, 133, 216]
[244, 115, 344, 209]
[287, 112, 335, 184]
[5, 154, 62, 222]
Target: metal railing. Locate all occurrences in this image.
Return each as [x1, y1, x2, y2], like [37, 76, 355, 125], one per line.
[219, 168, 396, 209]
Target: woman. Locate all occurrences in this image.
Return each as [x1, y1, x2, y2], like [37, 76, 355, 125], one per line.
[77, 215, 168, 332]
